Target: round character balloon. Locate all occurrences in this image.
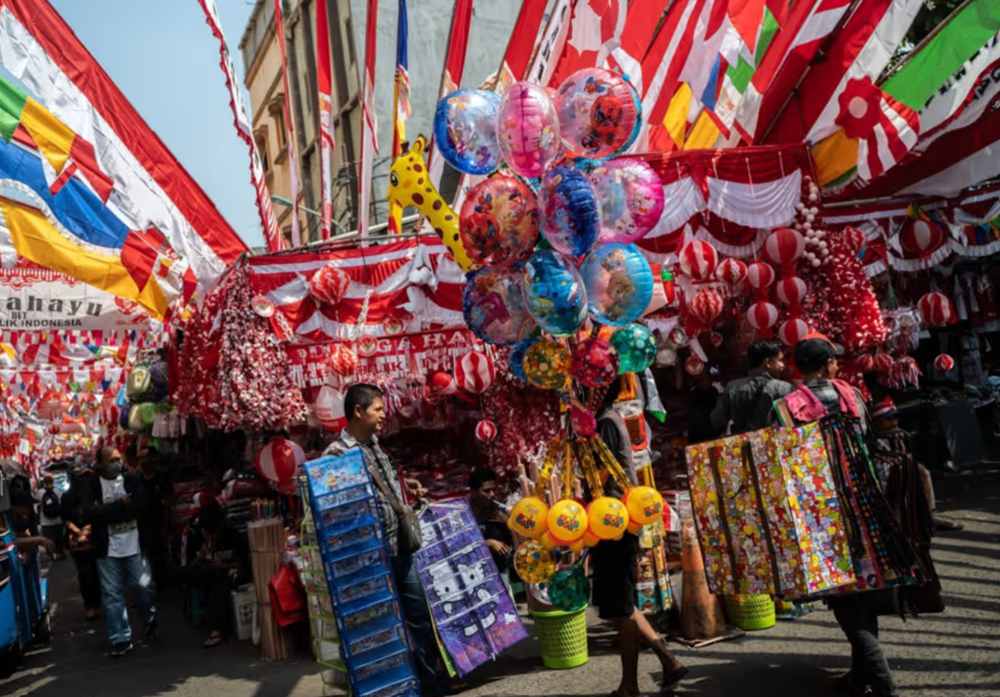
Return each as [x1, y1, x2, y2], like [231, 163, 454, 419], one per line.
[522, 250, 588, 336]
[572, 337, 619, 388]
[538, 164, 601, 256]
[514, 540, 556, 584]
[623, 486, 664, 534]
[556, 68, 639, 159]
[460, 177, 539, 267]
[508, 496, 550, 539]
[463, 266, 537, 346]
[433, 89, 501, 175]
[546, 499, 588, 545]
[523, 338, 573, 391]
[589, 158, 664, 244]
[580, 242, 654, 326]
[610, 323, 657, 374]
[587, 496, 630, 541]
[496, 82, 561, 178]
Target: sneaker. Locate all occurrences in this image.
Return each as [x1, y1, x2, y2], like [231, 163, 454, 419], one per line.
[104, 642, 133, 658]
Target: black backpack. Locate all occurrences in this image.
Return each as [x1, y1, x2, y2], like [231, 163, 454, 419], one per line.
[42, 489, 60, 519]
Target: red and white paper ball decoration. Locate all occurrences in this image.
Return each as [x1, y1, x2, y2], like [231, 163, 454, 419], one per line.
[934, 354, 955, 372]
[688, 288, 724, 327]
[763, 228, 805, 267]
[918, 292, 955, 328]
[777, 318, 810, 346]
[776, 276, 808, 307]
[678, 240, 719, 281]
[873, 352, 894, 374]
[716, 258, 747, 285]
[256, 436, 305, 483]
[428, 371, 457, 401]
[475, 419, 498, 443]
[746, 261, 776, 293]
[746, 301, 779, 332]
[309, 264, 352, 306]
[454, 350, 496, 394]
[856, 354, 875, 373]
[899, 218, 945, 257]
[329, 343, 359, 376]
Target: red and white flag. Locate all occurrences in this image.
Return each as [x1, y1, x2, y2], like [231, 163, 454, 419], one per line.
[274, 0, 302, 245]
[763, 0, 922, 145]
[545, 0, 627, 87]
[834, 77, 920, 181]
[316, 0, 336, 239]
[358, 0, 380, 237]
[197, 0, 282, 251]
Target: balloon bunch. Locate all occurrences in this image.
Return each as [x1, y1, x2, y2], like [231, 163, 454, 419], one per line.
[445, 70, 664, 398]
[507, 436, 665, 585]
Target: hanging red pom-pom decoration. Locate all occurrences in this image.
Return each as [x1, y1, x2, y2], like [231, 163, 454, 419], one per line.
[873, 353, 894, 374]
[256, 437, 305, 483]
[454, 350, 496, 394]
[763, 227, 805, 266]
[746, 301, 779, 332]
[309, 264, 352, 306]
[934, 354, 955, 373]
[678, 240, 719, 281]
[778, 318, 810, 346]
[715, 258, 747, 285]
[475, 419, 498, 443]
[857, 354, 875, 373]
[918, 292, 955, 328]
[329, 343, 359, 376]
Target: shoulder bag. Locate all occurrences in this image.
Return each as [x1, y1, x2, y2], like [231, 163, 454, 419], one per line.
[367, 464, 424, 554]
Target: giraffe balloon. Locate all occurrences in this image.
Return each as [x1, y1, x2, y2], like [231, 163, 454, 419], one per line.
[387, 136, 474, 271]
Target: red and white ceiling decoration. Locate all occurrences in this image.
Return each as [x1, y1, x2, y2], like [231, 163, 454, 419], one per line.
[248, 238, 464, 345]
[633, 143, 811, 262]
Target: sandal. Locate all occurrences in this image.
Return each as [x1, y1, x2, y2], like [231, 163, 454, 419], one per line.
[203, 633, 225, 649]
[661, 666, 689, 692]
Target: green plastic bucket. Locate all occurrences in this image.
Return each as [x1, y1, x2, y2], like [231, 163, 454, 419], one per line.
[531, 608, 589, 669]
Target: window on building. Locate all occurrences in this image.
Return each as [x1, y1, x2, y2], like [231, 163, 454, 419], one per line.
[254, 129, 270, 173]
[345, 16, 356, 66]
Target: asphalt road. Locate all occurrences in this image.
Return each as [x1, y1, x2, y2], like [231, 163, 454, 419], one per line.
[3, 468, 998, 697]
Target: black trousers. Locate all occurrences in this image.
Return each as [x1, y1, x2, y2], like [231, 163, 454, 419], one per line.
[174, 566, 232, 634]
[829, 593, 898, 697]
[41, 524, 64, 556]
[71, 550, 102, 610]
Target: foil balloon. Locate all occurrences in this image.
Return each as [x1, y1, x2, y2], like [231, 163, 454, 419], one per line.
[548, 564, 590, 612]
[433, 89, 502, 175]
[610, 323, 657, 374]
[523, 338, 573, 391]
[460, 177, 539, 267]
[514, 540, 556, 584]
[509, 337, 540, 382]
[538, 164, 602, 256]
[555, 68, 639, 160]
[497, 82, 561, 178]
[580, 243, 654, 326]
[508, 496, 550, 539]
[589, 158, 664, 244]
[523, 250, 588, 336]
[463, 266, 537, 346]
[572, 337, 619, 388]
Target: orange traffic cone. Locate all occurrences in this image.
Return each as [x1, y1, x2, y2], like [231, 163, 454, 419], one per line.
[679, 523, 727, 643]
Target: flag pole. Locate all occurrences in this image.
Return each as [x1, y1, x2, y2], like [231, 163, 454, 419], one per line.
[389, 0, 410, 235]
[316, 0, 336, 240]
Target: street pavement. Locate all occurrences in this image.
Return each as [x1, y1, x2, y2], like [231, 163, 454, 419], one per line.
[2, 468, 997, 697]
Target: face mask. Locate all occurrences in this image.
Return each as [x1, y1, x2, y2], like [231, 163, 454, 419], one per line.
[101, 463, 123, 479]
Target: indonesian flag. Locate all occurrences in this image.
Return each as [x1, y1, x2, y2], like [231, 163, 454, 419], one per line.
[834, 77, 920, 182]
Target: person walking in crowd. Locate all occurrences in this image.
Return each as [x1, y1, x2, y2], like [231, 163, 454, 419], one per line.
[132, 444, 171, 588]
[81, 446, 158, 658]
[324, 384, 454, 696]
[780, 334, 900, 697]
[711, 339, 794, 436]
[36, 475, 65, 561]
[468, 468, 513, 579]
[10, 488, 54, 558]
[60, 461, 102, 621]
[175, 501, 247, 648]
[591, 377, 687, 697]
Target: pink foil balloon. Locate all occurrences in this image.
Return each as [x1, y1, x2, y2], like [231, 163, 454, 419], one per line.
[497, 83, 562, 179]
[589, 158, 664, 244]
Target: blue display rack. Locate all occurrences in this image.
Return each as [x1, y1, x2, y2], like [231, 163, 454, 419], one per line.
[304, 450, 421, 697]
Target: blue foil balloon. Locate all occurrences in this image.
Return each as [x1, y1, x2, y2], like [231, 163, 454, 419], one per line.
[610, 323, 657, 373]
[463, 266, 537, 346]
[538, 164, 601, 256]
[522, 250, 588, 337]
[434, 89, 501, 175]
[509, 337, 539, 382]
[580, 243, 654, 327]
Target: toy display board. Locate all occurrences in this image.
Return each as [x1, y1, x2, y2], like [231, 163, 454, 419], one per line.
[685, 423, 855, 599]
[305, 451, 419, 697]
[414, 501, 527, 677]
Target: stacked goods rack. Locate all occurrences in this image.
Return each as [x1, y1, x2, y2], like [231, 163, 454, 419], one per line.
[304, 450, 420, 697]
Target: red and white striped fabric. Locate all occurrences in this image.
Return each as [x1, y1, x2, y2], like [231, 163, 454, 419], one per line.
[763, 228, 805, 266]
[678, 240, 718, 281]
[778, 318, 810, 346]
[746, 301, 779, 330]
[454, 350, 495, 394]
[745, 261, 775, 290]
[775, 276, 808, 306]
[834, 78, 920, 181]
[248, 238, 463, 345]
[716, 258, 747, 285]
[918, 292, 955, 328]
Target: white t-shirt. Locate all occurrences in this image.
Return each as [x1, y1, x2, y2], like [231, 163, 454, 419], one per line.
[36, 488, 62, 526]
[100, 476, 140, 559]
